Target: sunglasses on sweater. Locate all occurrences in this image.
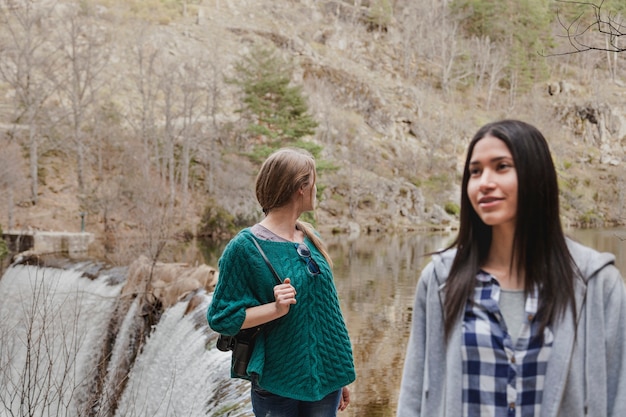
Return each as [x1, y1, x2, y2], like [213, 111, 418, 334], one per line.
[294, 243, 320, 275]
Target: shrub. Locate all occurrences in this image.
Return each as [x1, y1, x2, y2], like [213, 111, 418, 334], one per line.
[197, 200, 237, 238]
[0, 225, 7, 262]
[444, 202, 460, 216]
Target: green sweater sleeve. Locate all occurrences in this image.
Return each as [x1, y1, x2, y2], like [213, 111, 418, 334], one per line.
[206, 229, 278, 335]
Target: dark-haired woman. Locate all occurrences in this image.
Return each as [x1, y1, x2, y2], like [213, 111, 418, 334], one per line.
[397, 119, 626, 417]
[207, 148, 355, 417]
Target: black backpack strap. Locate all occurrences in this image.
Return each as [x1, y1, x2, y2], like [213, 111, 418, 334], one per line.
[251, 238, 283, 285]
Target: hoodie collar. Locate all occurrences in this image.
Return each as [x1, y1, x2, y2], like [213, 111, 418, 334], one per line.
[432, 238, 615, 286]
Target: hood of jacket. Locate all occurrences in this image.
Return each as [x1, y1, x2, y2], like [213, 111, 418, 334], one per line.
[429, 237, 616, 286]
[566, 238, 616, 283]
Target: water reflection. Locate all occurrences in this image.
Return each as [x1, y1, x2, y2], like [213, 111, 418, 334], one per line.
[325, 232, 455, 417]
[566, 228, 626, 274]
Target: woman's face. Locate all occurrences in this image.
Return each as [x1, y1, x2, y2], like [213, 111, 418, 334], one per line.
[467, 135, 518, 230]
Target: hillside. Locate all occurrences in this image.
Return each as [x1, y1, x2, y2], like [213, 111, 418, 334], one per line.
[1, 0, 625, 264]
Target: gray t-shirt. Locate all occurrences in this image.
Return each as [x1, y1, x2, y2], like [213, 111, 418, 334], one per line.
[499, 289, 526, 345]
[250, 224, 289, 241]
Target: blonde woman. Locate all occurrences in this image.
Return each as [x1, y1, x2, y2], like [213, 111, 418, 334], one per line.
[208, 148, 355, 417]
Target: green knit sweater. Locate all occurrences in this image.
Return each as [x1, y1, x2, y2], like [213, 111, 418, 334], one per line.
[207, 228, 356, 402]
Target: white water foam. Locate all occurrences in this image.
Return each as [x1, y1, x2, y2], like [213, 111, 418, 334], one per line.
[0, 263, 251, 417]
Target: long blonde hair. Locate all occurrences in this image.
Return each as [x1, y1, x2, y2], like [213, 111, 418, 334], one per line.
[255, 148, 333, 267]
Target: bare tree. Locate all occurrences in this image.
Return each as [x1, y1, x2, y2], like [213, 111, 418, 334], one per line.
[54, 5, 111, 195]
[203, 41, 225, 196]
[98, 146, 177, 267]
[151, 51, 208, 213]
[126, 25, 161, 180]
[437, 8, 462, 93]
[398, 6, 420, 80]
[554, 0, 625, 53]
[156, 60, 181, 214]
[177, 56, 212, 211]
[469, 36, 507, 109]
[0, 138, 27, 229]
[0, 0, 62, 205]
[398, 0, 470, 93]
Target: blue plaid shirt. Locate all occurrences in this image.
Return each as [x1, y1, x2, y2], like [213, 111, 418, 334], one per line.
[462, 271, 553, 417]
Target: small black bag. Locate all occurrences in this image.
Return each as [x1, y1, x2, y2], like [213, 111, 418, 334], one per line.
[216, 238, 282, 378]
[216, 326, 263, 377]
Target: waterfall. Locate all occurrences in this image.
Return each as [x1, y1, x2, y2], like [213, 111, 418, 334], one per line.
[0, 257, 252, 417]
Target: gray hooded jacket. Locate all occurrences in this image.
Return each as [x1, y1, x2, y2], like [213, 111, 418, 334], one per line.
[397, 239, 626, 417]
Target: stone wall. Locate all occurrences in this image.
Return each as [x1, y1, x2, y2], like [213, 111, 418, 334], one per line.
[3, 231, 94, 256]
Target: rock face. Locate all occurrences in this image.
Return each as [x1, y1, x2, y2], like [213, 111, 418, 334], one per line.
[547, 78, 625, 168]
[122, 256, 217, 309]
[558, 102, 626, 166]
[318, 170, 459, 233]
[541, 91, 625, 227]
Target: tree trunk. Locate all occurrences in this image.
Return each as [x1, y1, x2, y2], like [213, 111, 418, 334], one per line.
[29, 124, 38, 205]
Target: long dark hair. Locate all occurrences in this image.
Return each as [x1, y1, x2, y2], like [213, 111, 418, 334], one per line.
[443, 120, 577, 339]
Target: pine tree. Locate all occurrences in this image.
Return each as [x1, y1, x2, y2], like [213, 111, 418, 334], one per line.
[230, 47, 318, 147]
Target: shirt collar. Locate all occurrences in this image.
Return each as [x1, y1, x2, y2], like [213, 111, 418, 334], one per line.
[475, 270, 539, 317]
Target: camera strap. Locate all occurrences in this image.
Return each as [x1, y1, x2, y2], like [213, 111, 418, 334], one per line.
[251, 238, 283, 285]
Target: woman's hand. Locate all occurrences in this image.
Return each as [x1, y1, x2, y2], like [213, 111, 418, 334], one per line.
[274, 277, 297, 317]
[242, 278, 297, 327]
[338, 386, 350, 411]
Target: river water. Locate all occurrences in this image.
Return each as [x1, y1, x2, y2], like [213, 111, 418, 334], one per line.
[0, 228, 624, 417]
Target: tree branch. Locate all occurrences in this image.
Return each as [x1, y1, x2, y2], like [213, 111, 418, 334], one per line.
[543, 0, 625, 56]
